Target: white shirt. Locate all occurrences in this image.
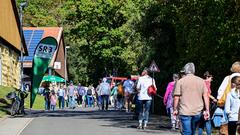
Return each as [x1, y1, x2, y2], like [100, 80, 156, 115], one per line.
[99, 82, 111, 95]
[58, 88, 65, 97]
[225, 88, 240, 121]
[137, 75, 156, 100]
[217, 73, 240, 99]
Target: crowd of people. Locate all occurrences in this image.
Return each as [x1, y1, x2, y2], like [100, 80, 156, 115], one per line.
[40, 77, 136, 112]
[164, 61, 240, 135]
[39, 61, 240, 135]
[41, 82, 96, 111]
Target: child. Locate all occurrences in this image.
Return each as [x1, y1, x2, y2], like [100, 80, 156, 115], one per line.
[50, 90, 57, 111]
[225, 76, 240, 135]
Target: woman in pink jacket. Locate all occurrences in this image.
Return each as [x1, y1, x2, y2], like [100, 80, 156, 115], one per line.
[164, 74, 179, 130]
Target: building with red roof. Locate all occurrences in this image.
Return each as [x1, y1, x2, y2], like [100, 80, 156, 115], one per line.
[0, 0, 28, 89]
[22, 27, 68, 84]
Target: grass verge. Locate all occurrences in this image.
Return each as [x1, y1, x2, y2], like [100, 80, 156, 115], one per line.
[0, 85, 44, 117]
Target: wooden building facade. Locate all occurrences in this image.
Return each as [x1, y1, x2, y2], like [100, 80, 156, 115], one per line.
[0, 0, 28, 89]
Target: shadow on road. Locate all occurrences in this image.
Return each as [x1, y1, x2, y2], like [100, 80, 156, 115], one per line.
[15, 108, 178, 134]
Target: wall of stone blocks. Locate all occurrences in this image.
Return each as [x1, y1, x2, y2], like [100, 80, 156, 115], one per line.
[0, 44, 20, 89]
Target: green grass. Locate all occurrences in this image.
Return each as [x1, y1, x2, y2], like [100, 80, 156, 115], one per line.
[25, 93, 45, 110]
[0, 85, 45, 117]
[0, 86, 14, 117]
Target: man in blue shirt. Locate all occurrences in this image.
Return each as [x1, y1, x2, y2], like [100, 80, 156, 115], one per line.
[123, 75, 134, 112]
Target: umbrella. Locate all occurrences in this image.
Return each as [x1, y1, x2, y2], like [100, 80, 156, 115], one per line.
[42, 75, 65, 82]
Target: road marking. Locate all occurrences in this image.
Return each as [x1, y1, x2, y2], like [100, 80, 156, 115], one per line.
[17, 118, 33, 135]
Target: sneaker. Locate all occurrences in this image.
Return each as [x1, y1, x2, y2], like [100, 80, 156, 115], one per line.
[171, 127, 176, 131]
[143, 123, 147, 130]
[137, 124, 142, 129]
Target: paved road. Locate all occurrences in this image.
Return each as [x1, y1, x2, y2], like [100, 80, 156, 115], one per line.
[20, 108, 180, 135]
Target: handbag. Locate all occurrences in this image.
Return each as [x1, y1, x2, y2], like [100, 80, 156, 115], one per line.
[148, 85, 157, 96]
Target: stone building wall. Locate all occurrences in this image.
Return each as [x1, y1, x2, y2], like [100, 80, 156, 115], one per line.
[0, 44, 20, 89]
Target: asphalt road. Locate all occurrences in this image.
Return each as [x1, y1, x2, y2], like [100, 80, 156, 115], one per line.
[20, 107, 180, 135]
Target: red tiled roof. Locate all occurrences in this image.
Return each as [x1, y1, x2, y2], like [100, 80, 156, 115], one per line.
[23, 27, 63, 67]
[23, 27, 63, 43]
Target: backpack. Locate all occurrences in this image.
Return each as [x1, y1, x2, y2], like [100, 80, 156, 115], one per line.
[217, 76, 231, 107]
[87, 89, 92, 95]
[118, 84, 124, 96]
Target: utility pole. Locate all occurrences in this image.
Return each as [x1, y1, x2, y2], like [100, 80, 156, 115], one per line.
[19, 1, 28, 91]
[19, 1, 28, 115]
[65, 46, 70, 85]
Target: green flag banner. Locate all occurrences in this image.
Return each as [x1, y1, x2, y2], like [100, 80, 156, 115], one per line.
[30, 36, 57, 108]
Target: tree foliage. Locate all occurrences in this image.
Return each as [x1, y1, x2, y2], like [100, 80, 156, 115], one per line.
[18, 0, 240, 94]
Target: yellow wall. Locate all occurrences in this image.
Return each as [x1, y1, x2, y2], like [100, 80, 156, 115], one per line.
[0, 0, 21, 51]
[0, 45, 21, 89]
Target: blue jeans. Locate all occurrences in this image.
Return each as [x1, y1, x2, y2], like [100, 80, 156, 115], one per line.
[45, 100, 50, 110]
[101, 95, 109, 110]
[198, 119, 211, 135]
[98, 96, 102, 106]
[58, 96, 65, 109]
[138, 100, 152, 124]
[87, 95, 93, 107]
[68, 96, 75, 108]
[51, 105, 56, 111]
[179, 114, 201, 135]
[117, 95, 124, 109]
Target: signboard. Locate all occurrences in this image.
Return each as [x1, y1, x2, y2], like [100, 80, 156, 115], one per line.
[54, 62, 61, 69]
[35, 43, 56, 58]
[149, 60, 160, 72]
[30, 36, 57, 108]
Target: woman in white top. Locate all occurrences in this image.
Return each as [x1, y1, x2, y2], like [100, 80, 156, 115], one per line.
[136, 69, 157, 129]
[217, 61, 240, 104]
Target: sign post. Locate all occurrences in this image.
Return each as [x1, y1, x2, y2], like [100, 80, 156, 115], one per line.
[148, 60, 160, 113]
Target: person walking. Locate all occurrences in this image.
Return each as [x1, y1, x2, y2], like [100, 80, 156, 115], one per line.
[225, 76, 240, 135]
[57, 84, 65, 109]
[173, 63, 210, 135]
[87, 86, 93, 107]
[136, 68, 157, 129]
[64, 85, 69, 108]
[77, 83, 85, 107]
[99, 78, 111, 111]
[164, 73, 179, 130]
[68, 81, 76, 109]
[111, 83, 118, 110]
[216, 62, 240, 135]
[50, 90, 57, 111]
[123, 75, 134, 112]
[95, 79, 102, 109]
[198, 71, 217, 135]
[217, 61, 240, 106]
[43, 83, 51, 111]
[117, 82, 124, 110]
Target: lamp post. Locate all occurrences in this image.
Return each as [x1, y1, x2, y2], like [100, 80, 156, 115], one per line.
[65, 46, 70, 85]
[19, 1, 28, 91]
